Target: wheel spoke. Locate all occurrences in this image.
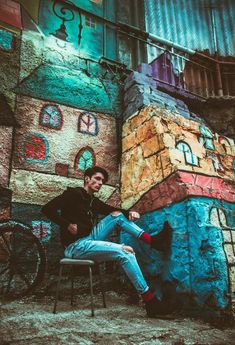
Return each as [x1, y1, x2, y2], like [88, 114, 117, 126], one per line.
[0, 264, 10, 276]
[5, 272, 14, 294]
[0, 233, 12, 254]
[0, 223, 46, 297]
[14, 264, 32, 288]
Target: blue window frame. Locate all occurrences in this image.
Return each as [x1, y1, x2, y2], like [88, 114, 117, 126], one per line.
[176, 141, 199, 166]
[198, 126, 215, 150]
[75, 147, 95, 171]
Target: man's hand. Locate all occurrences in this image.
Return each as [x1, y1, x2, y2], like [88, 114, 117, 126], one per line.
[122, 245, 135, 254]
[68, 223, 78, 235]
[129, 211, 140, 221]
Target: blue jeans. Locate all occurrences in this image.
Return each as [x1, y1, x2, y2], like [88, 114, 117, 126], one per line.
[64, 213, 149, 294]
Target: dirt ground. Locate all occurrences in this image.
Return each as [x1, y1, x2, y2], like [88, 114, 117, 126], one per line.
[1, 289, 235, 345]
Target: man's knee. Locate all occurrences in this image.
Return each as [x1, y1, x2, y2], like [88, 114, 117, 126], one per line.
[111, 211, 123, 217]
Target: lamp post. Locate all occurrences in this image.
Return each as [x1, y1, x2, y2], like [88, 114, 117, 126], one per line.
[51, 0, 83, 47]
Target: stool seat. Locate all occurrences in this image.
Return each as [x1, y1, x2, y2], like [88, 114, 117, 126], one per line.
[53, 257, 106, 316]
[60, 258, 95, 266]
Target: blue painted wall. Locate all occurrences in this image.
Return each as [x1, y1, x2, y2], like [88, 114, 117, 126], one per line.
[121, 197, 234, 312]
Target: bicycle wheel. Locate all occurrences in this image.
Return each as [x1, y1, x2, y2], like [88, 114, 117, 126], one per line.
[0, 220, 46, 298]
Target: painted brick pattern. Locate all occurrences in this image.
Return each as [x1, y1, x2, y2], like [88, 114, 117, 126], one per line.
[121, 104, 235, 209]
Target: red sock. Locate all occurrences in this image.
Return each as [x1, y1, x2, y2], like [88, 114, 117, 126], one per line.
[141, 289, 154, 302]
[140, 232, 151, 245]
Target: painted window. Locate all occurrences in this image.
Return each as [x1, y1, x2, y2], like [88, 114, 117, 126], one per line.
[0, 28, 14, 51]
[75, 147, 95, 171]
[219, 136, 232, 154]
[78, 112, 98, 135]
[24, 133, 48, 163]
[176, 141, 199, 166]
[198, 126, 215, 150]
[209, 207, 235, 265]
[85, 16, 96, 29]
[31, 221, 51, 242]
[207, 153, 224, 173]
[39, 104, 62, 130]
[209, 207, 227, 227]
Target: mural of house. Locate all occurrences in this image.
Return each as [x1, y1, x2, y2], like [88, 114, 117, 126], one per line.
[0, 0, 234, 317]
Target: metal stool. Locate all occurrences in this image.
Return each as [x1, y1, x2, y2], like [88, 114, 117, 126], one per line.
[53, 258, 106, 316]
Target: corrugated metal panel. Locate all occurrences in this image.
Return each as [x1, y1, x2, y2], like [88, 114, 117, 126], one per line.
[145, 0, 235, 58]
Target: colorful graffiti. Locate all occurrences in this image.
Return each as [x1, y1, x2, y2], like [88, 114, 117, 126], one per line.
[0, 0, 234, 316]
[121, 70, 235, 312]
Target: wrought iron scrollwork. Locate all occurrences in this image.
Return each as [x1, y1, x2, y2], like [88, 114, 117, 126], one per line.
[51, 0, 83, 46]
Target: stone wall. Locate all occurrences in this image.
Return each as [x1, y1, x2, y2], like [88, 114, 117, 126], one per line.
[121, 68, 235, 314]
[121, 104, 234, 210]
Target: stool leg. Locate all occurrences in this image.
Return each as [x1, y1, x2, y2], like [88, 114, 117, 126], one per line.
[98, 264, 106, 308]
[53, 264, 63, 314]
[71, 266, 74, 306]
[88, 266, 95, 317]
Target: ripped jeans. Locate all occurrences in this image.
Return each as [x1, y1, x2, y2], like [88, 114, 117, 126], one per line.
[64, 213, 149, 294]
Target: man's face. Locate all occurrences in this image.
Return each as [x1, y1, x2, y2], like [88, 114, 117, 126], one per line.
[85, 172, 105, 194]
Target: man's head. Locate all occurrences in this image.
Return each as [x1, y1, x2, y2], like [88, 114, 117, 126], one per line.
[84, 166, 109, 194]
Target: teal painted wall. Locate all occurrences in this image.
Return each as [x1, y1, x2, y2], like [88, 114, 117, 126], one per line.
[121, 197, 234, 313]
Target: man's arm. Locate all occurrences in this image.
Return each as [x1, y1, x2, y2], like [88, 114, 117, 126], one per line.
[41, 192, 71, 229]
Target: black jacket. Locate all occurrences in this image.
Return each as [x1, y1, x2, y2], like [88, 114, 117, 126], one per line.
[41, 187, 128, 247]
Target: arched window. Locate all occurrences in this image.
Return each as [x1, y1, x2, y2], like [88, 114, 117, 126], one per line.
[209, 207, 235, 264]
[23, 133, 48, 163]
[176, 141, 199, 166]
[219, 136, 232, 154]
[78, 112, 98, 135]
[198, 126, 214, 150]
[207, 152, 224, 173]
[39, 104, 62, 130]
[31, 221, 51, 242]
[74, 147, 95, 171]
[209, 207, 227, 227]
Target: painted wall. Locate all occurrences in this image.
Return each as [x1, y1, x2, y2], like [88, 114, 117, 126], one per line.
[12, 95, 119, 184]
[120, 197, 234, 312]
[121, 67, 235, 313]
[121, 104, 234, 209]
[0, 0, 234, 316]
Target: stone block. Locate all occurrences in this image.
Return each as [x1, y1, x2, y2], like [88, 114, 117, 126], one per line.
[200, 158, 215, 175]
[136, 63, 153, 77]
[136, 119, 156, 144]
[121, 146, 144, 197]
[122, 120, 131, 138]
[161, 151, 175, 178]
[141, 135, 162, 158]
[122, 103, 140, 120]
[195, 175, 213, 189]
[136, 166, 154, 194]
[122, 131, 137, 152]
[124, 71, 157, 91]
[145, 154, 163, 183]
[129, 109, 148, 131]
[162, 132, 175, 149]
[124, 84, 150, 104]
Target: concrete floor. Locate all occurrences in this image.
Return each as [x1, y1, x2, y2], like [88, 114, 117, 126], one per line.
[1, 291, 234, 345]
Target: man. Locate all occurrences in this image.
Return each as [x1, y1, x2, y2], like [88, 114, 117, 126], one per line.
[42, 166, 172, 317]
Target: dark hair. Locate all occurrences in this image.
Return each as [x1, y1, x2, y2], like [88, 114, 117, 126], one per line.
[84, 166, 109, 183]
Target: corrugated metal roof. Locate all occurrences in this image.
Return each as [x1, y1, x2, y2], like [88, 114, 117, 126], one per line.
[145, 0, 235, 57]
